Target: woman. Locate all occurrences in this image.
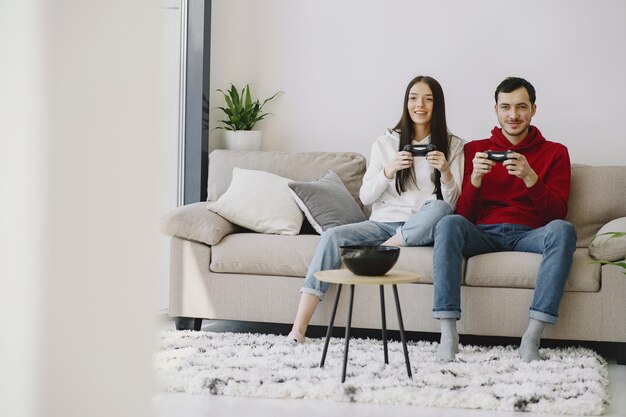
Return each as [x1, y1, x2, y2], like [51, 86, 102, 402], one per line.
[286, 75, 464, 344]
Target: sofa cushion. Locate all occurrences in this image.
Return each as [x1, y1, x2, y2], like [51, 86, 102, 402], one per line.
[589, 217, 626, 261]
[212, 238, 462, 284]
[566, 165, 626, 247]
[208, 150, 367, 207]
[211, 233, 320, 277]
[288, 171, 366, 234]
[464, 248, 600, 292]
[207, 168, 304, 235]
[160, 202, 239, 245]
[393, 246, 466, 284]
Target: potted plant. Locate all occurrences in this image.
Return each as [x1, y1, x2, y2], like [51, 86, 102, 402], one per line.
[214, 84, 281, 151]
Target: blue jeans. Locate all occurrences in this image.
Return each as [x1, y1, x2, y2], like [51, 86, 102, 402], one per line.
[301, 200, 453, 300]
[432, 215, 577, 324]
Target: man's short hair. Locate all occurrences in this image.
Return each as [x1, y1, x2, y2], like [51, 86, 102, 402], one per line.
[495, 77, 536, 105]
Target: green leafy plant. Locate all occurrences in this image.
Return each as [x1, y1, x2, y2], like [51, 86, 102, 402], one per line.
[214, 84, 281, 131]
[590, 232, 626, 275]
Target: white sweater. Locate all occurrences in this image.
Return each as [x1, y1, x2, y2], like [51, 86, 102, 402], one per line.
[359, 129, 465, 223]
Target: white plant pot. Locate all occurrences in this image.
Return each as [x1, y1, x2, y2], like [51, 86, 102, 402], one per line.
[223, 130, 263, 151]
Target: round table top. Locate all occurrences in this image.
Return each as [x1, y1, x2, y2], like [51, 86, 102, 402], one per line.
[313, 269, 420, 285]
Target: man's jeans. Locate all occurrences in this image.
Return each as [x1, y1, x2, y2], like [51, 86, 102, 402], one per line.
[301, 200, 453, 300]
[432, 215, 577, 324]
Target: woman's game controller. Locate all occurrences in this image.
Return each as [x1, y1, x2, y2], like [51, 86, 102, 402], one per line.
[485, 150, 514, 162]
[403, 144, 436, 157]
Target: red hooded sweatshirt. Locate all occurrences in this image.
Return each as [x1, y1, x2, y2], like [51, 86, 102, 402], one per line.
[456, 126, 571, 229]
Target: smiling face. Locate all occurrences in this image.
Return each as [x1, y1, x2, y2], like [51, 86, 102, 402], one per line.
[407, 81, 433, 134]
[495, 87, 537, 145]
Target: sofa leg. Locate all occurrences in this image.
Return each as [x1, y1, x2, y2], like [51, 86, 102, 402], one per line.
[175, 317, 202, 331]
[617, 342, 626, 365]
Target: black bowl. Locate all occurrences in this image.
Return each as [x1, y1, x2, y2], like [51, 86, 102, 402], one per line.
[339, 245, 400, 276]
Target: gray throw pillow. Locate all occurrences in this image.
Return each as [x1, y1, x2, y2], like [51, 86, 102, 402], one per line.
[288, 171, 366, 234]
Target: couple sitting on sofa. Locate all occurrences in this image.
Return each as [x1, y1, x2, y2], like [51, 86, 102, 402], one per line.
[285, 76, 576, 363]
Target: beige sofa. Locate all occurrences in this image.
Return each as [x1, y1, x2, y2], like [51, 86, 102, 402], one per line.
[161, 149, 626, 363]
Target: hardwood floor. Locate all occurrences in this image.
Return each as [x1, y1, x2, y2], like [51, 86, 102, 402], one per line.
[154, 319, 626, 417]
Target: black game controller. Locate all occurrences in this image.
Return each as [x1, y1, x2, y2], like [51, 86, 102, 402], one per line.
[403, 143, 436, 157]
[485, 150, 514, 162]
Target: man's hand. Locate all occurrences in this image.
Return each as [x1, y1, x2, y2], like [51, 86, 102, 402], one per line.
[384, 150, 413, 179]
[470, 151, 495, 188]
[503, 152, 538, 187]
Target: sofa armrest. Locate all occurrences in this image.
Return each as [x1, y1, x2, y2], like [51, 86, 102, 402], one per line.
[160, 201, 239, 245]
[589, 217, 626, 262]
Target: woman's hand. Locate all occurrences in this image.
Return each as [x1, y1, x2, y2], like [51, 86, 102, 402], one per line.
[384, 150, 413, 179]
[426, 151, 452, 183]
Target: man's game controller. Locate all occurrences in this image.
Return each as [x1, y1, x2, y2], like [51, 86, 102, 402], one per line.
[403, 143, 436, 157]
[485, 150, 514, 162]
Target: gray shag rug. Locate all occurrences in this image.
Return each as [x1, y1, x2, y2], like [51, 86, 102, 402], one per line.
[154, 330, 609, 415]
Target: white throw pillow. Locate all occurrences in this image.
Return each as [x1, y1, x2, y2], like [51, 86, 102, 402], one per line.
[206, 167, 304, 235]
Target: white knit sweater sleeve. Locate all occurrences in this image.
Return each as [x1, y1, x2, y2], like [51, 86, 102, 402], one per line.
[440, 135, 465, 210]
[359, 137, 395, 206]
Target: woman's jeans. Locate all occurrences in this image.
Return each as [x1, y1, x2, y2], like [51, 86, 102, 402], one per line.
[301, 200, 453, 300]
[432, 215, 577, 324]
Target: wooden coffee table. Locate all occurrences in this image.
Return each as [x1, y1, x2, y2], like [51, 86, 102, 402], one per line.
[313, 269, 419, 382]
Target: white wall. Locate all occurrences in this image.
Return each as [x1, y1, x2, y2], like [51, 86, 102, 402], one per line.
[209, 0, 626, 165]
[0, 2, 44, 416]
[1, 1, 160, 416]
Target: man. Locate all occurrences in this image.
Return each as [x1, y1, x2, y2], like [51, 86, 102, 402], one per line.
[432, 77, 576, 362]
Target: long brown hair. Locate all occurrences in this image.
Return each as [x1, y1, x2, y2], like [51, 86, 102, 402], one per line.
[393, 75, 450, 199]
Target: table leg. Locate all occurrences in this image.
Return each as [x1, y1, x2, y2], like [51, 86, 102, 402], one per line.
[392, 284, 412, 378]
[320, 284, 343, 368]
[379, 285, 388, 364]
[341, 284, 355, 383]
